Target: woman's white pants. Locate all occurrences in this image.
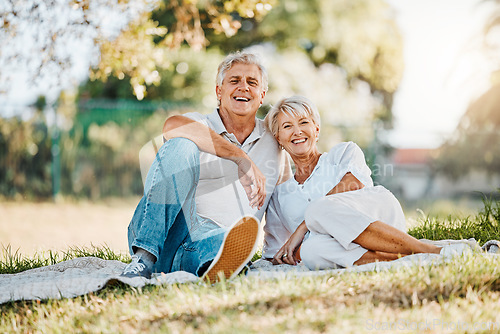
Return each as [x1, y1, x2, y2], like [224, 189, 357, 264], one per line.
[300, 186, 407, 269]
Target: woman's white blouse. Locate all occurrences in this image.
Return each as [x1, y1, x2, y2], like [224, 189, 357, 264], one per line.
[263, 141, 373, 258]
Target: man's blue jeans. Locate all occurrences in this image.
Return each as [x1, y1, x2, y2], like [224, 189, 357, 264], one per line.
[127, 138, 226, 276]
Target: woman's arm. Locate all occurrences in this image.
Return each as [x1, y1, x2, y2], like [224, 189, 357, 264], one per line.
[271, 221, 308, 265]
[327, 142, 373, 190]
[326, 172, 364, 196]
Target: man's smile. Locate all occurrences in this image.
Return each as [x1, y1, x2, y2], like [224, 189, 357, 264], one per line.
[233, 96, 250, 102]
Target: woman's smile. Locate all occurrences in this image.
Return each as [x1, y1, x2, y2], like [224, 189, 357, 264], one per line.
[292, 138, 307, 144]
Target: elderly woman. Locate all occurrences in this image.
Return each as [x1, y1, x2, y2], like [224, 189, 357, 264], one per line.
[262, 96, 471, 270]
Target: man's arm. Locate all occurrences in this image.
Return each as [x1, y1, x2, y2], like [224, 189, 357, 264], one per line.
[162, 115, 266, 209]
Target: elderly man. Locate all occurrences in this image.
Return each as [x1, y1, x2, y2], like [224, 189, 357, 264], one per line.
[122, 52, 290, 281]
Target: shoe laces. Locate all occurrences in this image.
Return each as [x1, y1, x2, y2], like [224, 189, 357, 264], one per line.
[123, 255, 146, 275]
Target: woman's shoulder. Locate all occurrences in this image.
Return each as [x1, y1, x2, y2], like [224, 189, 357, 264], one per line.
[324, 141, 361, 162]
[329, 141, 360, 152]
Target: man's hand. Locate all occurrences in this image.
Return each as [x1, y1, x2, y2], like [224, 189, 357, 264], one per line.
[235, 156, 266, 209]
[272, 221, 308, 265]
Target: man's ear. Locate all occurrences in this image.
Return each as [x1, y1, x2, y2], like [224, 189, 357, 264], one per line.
[260, 90, 266, 102]
[215, 85, 221, 100]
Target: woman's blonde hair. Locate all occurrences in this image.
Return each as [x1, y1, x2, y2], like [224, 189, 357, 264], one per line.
[264, 95, 321, 137]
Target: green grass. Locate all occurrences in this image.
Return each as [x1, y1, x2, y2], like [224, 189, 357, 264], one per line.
[408, 194, 500, 244]
[1, 195, 500, 333]
[0, 244, 130, 275]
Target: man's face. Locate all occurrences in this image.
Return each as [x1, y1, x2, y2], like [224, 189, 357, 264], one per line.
[216, 63, 266, 118]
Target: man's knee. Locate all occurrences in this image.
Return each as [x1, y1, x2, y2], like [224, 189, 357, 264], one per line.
[162, 137, 199, 153]
[159, 137, 200, 164]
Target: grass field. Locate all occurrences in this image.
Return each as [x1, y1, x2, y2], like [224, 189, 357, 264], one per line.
[1, 195, 499, 333]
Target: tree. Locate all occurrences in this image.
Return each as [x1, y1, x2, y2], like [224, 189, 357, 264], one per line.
[1, 0, 138, 97]
[3, 0, 402, 114]
[434, 0, 500, 179]
[206, 0, 403, 120]
[0, 0, 274, 100]
[83, 0, 403, 128]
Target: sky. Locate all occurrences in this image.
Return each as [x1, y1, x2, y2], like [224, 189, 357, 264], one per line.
[1, 0, 498, 148]
[386, 0, 497, 148]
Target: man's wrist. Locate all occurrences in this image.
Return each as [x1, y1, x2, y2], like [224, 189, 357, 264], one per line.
[230, 151, 250, 165]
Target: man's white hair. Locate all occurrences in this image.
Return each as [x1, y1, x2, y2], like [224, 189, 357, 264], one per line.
[216, 52, 268, 92]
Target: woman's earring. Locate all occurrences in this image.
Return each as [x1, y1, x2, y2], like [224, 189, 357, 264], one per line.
[279, 144, 284, 150]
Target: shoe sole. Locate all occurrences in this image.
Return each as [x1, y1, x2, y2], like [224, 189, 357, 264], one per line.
[202, 216, 259, 282]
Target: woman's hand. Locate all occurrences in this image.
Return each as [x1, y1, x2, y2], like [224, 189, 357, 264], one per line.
[272, 221, 308, 265]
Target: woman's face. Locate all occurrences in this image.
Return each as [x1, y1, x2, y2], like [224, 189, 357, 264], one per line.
[276, 112, 320, 158]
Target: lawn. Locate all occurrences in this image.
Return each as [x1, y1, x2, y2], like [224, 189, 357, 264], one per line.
[1, 195, 499, 333]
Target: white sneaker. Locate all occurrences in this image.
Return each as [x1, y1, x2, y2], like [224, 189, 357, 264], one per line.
[201, 216, 259, 282]
[440, 242, 473, 258]
[121, 255, 153, 279]
[482, 240, 500, 254]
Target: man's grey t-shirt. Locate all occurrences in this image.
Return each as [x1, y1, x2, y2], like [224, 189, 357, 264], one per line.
[183, 109, 290, 228]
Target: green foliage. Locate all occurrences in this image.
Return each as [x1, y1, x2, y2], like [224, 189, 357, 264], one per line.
[59, 109, 173, 199]
[0, 113, 52, 199]
[77, 0, 405, 161]
[0, 102, 194, 199]
[91, 0, 275, 99]
[2, 0, 406, 199]
[1, 0, 273, 98]
[81, 47, 223, 106]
